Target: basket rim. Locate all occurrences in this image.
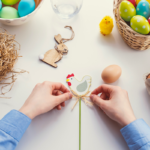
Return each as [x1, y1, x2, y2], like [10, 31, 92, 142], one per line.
[113, 0, 150, 38]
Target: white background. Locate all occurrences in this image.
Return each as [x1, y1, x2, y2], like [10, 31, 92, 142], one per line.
[0, 0, 150, 150]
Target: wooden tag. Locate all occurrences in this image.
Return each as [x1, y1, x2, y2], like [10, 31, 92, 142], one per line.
[39, 49, 62, 68]
[54, 34, 62, 44]
[57, 43, 68, 53]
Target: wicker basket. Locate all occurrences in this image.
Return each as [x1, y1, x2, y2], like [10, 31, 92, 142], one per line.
[113, 0, 150, 50]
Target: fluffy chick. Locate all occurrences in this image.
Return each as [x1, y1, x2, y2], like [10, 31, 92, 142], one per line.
[99, 16, 114, 36]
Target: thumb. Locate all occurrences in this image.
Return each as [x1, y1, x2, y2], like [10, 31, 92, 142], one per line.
[90, 94, 108, 109]
[56, 92, 72, 104]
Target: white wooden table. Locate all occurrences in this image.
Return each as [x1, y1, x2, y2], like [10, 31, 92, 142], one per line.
[0, 0, 150, 149]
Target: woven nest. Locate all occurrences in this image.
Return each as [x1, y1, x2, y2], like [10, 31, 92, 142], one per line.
[0, 28, 26, 97]
[113, 0, 150, 50]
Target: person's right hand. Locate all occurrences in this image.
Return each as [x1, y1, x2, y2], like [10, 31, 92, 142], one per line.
[90, 84, 136, 127]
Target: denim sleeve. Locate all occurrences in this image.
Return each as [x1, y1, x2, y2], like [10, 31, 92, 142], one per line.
[0, 110, 31, 150]
[121, 119, 150, 150]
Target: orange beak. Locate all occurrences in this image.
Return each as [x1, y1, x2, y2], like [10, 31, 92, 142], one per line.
[105, 21, 108, 24]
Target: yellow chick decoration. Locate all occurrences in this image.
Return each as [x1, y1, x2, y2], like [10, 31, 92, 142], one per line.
[99, 16, 114, 36]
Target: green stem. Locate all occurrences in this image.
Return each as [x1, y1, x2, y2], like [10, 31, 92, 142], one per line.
[79, 98, 81, 150]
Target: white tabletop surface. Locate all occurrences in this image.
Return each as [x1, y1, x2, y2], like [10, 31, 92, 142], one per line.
[0, 0, 150, 150]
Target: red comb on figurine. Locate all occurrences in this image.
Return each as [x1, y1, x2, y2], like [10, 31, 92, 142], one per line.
[67, 74, 74, 78]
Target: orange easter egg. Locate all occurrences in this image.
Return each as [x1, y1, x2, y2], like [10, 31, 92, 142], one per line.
[34, 0, 40, 8]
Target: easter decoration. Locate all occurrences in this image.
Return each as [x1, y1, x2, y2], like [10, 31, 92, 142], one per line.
[99, 16, 114, 36]
[127, 0, 136, 6]
[18, 0, 35, 17]
[0, 0, 38, 19]
[39, 26, 75, 68]
[136, 0, 150, 5]
[101, 65, 122, 83]
[0, 28, 26, 97]
[113, 0, 150, 50]
[66, 74, 93, 150]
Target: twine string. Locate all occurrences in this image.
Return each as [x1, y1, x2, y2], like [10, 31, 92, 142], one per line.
[61, 26, 75, 43]
[54, 26, 74, 55]
[71, 89, 93, 110]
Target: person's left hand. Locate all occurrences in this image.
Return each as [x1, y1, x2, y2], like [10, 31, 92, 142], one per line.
[19, 81, 72, 119]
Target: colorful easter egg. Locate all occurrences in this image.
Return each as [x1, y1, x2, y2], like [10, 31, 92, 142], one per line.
[130, 15, 149, 34]
[119, 1, 136, 22]
[18, 0, 35, 17]
[34, 0, 40, 8]
[0, 6, 19, 19]
[136, 0, 150, 19]
[2, 0, 20, 6]
[12, 1, 20, 10]
[148, 17, 150, 24]
[127, 0, 136, 7]
[136, 0, 150, 5]
[0, 0, 2, 10]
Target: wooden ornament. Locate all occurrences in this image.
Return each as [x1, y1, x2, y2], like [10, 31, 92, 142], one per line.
[57, 43, 68, 53]
[40, 26, 75, 68]
[39, 49, 62, 68]
[54, 34, 62, 44]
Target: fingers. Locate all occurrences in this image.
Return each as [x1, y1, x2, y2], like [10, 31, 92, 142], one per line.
[90, 94, 109, 109]
[91, 84, 114, 95]
[56, 105, 61, 110]
[53, 90, 66, 110]
[55, 92, 72, 104]
[100, 93, 107, 100]
[51, 82, 70, 93]
[42, 81, 70, 94]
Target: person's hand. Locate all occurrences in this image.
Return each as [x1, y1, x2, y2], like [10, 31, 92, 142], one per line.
[19, 82, 72, 119]
[90, 84, 136, 127]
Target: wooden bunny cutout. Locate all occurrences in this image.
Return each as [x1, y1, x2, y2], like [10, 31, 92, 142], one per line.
[39, 26, 74, 68]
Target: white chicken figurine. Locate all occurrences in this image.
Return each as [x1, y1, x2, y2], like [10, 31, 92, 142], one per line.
[66, 74, 92, 96]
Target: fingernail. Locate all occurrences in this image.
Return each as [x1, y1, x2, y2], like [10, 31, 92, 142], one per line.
[69, 93, 72, 99]
[90, 94, 94, 101]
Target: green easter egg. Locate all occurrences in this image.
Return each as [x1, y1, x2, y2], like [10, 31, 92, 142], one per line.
[119, 1, 136, 22]
[1, 6, 19, 19]
[2, 0, 20, 5]
[130, 15, 149, 34]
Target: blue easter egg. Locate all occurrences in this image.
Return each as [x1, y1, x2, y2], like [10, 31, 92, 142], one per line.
[136, 0, 150, 19]
[0, 0, 2, 10]
[18, 0, 35, 17]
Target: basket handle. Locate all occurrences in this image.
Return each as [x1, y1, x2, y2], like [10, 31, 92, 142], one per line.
[113, 0, 123, 10]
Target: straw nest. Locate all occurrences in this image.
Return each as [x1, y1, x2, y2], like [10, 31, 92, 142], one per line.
[0, 28, 26, 96]
[113, 0, 150, 50]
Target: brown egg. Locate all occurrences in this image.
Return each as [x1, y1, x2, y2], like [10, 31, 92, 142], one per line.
[101, 65, 122, 83]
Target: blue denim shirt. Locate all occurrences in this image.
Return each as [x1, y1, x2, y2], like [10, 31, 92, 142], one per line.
[0, 110, 150, 150]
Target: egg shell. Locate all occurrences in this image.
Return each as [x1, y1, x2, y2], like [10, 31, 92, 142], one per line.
[148, 17, 150, 24]
[34, 0, 40, 8]
[119, 1, 136, 22]
[2, 0, 20, 6]
[18, 0, 35, 17]
[0, 0, 2, 10]
[101, 65, 122, 83]
[127, 0, 136, 7]
[12, 1, 20, 10]
[130, 15, 149, 34]
[136, 0, 150, 5]
[0, 6, 19, 19]
[136, 0, 150, 19]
